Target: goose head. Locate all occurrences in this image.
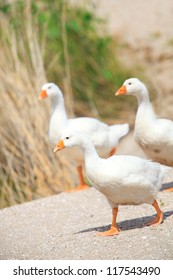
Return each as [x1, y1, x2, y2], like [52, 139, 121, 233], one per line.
[53, 131, 85, 153]
[115, 78, 147, 97]
[38, 83, 63, 100]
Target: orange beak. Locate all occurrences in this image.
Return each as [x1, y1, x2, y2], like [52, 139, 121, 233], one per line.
[115, 85, 127, 96]
[53, 140, 65, 153]
[38, 90, 48, 100]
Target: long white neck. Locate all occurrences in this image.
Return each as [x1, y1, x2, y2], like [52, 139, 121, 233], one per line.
[49, 93, 68, 144]
[135, 85, 156, 123]
[50, 94, 68, 126]
[81, 137, 99, 164]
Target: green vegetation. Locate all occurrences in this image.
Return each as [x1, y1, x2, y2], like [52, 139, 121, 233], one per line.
[0, 0, 136, 208]
[1, 0, 136, 118]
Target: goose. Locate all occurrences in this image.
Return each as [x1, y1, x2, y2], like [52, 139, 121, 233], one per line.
[116, 78, 173, 192]
[39, 82, 129, 192]
[53, 131, 169, 236]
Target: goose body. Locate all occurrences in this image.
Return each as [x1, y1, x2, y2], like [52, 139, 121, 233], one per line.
[116, 78, 173, 167]
[86, 155, 162, 206]
[49, 111, 128, 160]
[54, 132, 168, 236]
[39, 83, 129, 190]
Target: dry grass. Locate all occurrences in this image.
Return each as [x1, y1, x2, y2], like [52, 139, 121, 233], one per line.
[0, 6, 77, 208]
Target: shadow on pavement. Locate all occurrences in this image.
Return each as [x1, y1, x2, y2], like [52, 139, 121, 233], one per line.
[161, 181, 173, 191]
[75, 210, 173, 234]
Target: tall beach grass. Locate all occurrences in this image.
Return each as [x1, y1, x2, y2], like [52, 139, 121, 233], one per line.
[0, 2, 77, 208]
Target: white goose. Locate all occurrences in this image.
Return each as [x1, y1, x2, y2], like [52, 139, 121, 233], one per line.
[39, 83, 129, 191]
[54, 131, 168, 236]
[116, 78, 173, 191]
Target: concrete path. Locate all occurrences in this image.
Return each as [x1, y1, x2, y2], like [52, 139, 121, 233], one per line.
[1, 187, 173, 260]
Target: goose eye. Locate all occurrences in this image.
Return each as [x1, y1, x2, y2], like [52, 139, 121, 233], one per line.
[48, 86, 51, 89]
[65, 137, 69, 140]
[128, 82, 131, 85]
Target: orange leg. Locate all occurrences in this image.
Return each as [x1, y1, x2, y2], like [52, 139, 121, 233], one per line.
[164, 187, 173, 192]
[66, 165, 90, 193]
[147, 200, 163, 226]
[96, 207, 120, 237]
[109, 147, 117, 157]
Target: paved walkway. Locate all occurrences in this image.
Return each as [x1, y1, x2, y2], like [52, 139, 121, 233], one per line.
[1, 187, 173, 260]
